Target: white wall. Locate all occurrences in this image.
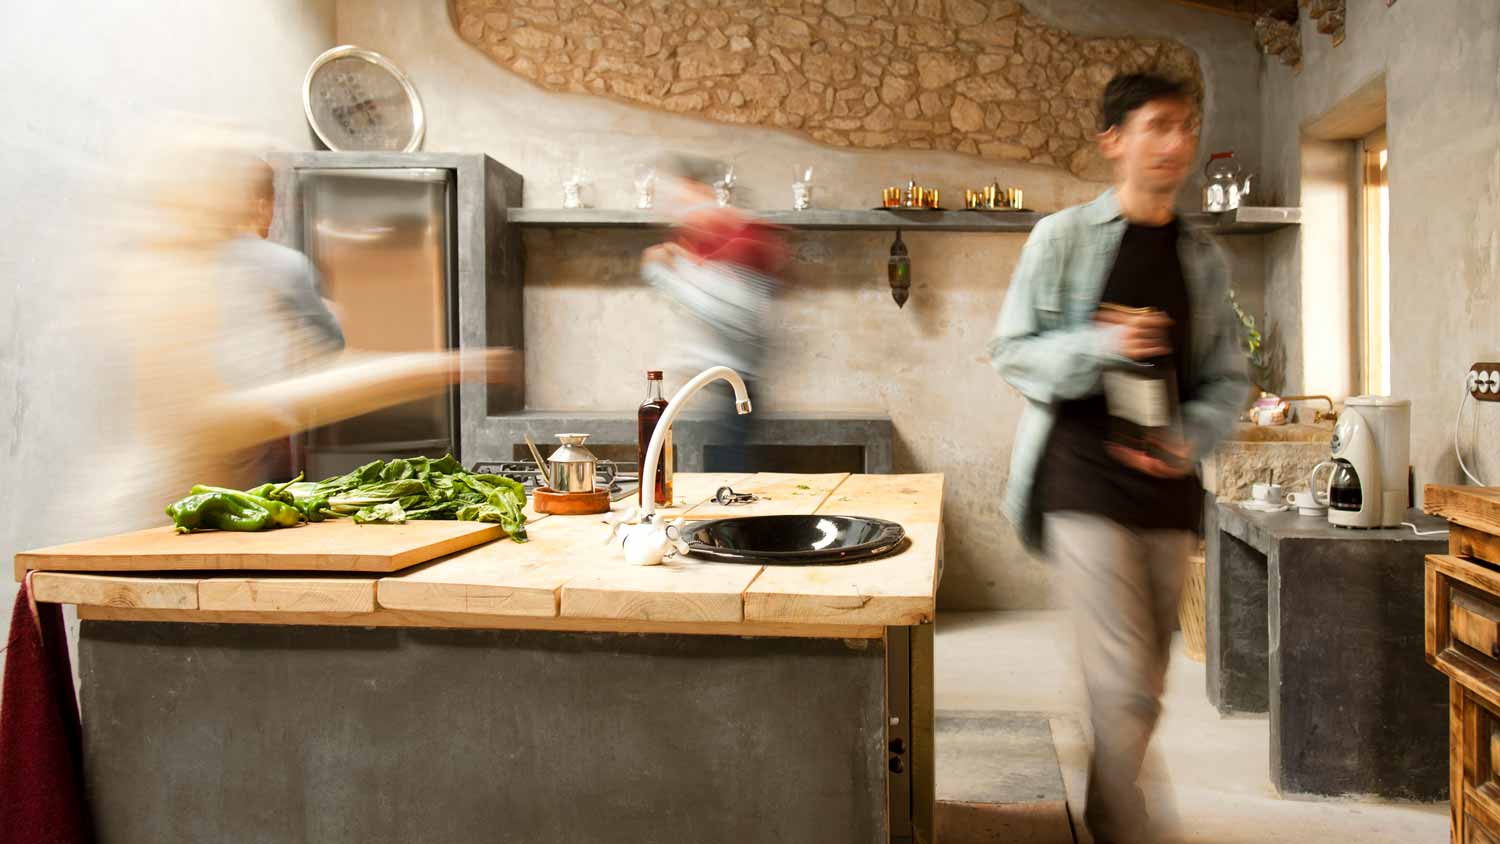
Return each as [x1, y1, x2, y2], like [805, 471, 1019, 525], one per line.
[1260, 0, 1500, 499]
[338, 0, 1266, 609]
[0, 1, 335, 693]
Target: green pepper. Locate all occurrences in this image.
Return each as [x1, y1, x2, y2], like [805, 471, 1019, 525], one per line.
[188, 486, 304, 529]
[245, 473, 303, 505]
[292, 492, 335, 522]
[167, 492, 274, 534]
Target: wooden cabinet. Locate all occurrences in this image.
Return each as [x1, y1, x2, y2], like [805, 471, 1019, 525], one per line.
[1422, 486, 1500, 843]
[1451, 677, 1500, 844]
[1470, 816, 1500, 844]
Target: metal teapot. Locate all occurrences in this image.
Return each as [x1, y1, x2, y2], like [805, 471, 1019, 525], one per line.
[547, 433, 598, 494]
[1203, 151, 1253, 213]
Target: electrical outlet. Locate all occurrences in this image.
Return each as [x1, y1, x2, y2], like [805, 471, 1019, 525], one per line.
[1471, 363, 1500, 401]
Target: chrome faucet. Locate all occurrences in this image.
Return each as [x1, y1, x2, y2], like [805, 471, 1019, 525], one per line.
[638, 366, 752, 522]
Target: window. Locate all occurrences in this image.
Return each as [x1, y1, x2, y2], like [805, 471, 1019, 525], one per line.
[1358, 128, 1390, 396]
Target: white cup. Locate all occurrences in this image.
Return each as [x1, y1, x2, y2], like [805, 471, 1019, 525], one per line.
[1252, 483, 1283, 503]
[1286, 491, 1324, 515]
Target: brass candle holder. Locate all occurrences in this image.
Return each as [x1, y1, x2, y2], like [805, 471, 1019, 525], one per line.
[881, 180, 942, 209]
[964, 183, 1025, 210]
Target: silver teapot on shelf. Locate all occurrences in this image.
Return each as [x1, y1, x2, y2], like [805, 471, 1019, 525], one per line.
[1203, 151, 1253, 213]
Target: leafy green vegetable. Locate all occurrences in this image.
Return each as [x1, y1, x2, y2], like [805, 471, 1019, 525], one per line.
[289, 455, 528, 542]
[171, 455, 530, 541]
[353, 501, 407, 524]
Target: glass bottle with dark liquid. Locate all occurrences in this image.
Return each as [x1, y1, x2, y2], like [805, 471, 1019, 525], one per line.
[1099, 304, 1184, 469]
[637, 370, 674, 507]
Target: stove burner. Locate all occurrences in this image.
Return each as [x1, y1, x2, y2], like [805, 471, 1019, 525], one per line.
[470, 459, 635, 496]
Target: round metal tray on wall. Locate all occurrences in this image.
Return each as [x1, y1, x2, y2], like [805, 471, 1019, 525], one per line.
[303, 45, 425, 152]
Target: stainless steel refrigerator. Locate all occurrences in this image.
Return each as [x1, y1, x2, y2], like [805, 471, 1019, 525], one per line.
[297, 167, 459, 478]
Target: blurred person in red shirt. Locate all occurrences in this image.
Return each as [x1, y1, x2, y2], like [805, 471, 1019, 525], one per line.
[641, 154, 786, 473]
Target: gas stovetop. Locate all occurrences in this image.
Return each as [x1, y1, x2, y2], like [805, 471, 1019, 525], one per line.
[469, 460, 639, 499]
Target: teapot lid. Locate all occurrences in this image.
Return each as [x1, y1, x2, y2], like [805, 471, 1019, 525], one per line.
[550, 433, 597, 464]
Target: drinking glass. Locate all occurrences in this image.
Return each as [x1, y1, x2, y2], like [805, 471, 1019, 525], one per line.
[562, 165, 591, 209]
[791, 164, 814, 210]
[633, 163, 656, 210]
[713, 164, 736, 207]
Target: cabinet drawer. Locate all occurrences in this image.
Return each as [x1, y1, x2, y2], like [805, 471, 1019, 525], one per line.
[1428, 556, 1500, 705]
[1470, 816, 1500, 844]
[1454, 588, 1500, 661]
[1461, 689, 1500, 842]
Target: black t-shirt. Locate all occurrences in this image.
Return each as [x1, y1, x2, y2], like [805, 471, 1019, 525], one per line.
[1036, 220, 1203, 532]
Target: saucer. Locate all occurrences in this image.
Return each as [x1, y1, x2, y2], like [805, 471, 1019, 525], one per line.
[1240, 500, 1288, 513]
[1297, 506, 1328, 518]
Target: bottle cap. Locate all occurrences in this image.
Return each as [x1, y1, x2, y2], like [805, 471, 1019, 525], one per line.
[647, 370, 663, 380]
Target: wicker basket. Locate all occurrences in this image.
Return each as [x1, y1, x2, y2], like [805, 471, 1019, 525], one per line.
[1179, 551, 1207, 663]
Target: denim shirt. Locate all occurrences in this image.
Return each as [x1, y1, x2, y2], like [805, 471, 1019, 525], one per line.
[987, 189, 1250, 550]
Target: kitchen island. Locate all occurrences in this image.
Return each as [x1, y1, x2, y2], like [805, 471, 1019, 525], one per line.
[18, 472, 942, 844]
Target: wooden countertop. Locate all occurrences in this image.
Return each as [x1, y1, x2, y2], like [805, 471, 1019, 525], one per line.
[1425, 484, 1500, 535]
[26, 473, 944, 639]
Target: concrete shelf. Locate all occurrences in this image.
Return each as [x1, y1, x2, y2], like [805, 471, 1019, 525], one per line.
[507, 206, 1301, 235]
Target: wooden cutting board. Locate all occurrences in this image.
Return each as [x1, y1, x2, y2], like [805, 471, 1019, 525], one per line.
[14, 519, 508, 578]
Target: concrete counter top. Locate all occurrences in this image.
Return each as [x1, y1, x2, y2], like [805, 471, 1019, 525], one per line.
[1216, 501, 1447, 556]
[30, 472, 944, 638]
[1206, 496, 1449, 799]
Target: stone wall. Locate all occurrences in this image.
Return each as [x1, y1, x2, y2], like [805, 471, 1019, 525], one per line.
[449, 0, 1202, 177]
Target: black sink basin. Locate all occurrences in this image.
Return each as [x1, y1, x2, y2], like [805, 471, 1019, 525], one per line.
[683, 515, 907, 565]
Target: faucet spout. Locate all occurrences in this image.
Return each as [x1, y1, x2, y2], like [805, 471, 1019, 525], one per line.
[639, 366, 752, 521]
[1282, 394, 1337, 424]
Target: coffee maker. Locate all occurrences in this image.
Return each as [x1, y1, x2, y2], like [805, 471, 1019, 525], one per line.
[1310, 396, 1411, 528]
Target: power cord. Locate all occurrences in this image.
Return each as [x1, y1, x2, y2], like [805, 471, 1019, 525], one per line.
[1456, 386, 1488, 486]
[1402, 521, 1449, 536]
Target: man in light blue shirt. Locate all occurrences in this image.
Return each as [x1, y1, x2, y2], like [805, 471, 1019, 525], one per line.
[989, 74, 1249, 843]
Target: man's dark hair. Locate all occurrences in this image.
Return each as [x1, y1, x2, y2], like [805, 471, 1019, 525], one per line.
[1099, 73, 1192, 132]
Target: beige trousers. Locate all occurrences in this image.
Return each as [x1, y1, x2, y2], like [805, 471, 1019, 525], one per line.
[1045, 511, 1193, 844]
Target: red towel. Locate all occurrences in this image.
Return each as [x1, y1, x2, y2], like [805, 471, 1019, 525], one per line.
[0, 577, 93, 844]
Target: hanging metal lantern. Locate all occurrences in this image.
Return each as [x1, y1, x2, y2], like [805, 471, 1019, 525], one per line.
[888, 229, 911, 308]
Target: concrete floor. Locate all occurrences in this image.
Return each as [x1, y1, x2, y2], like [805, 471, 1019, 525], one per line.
[935, 610, 1449, 844]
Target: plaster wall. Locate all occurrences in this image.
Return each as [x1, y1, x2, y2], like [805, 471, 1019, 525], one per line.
[337, 0, 1267, 608]
[0, 0, 338, 694]
[1259, 0, 1500, 499]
